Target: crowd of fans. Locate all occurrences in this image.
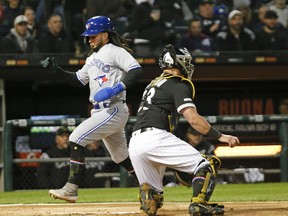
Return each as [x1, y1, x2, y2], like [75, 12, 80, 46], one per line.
[0, 0, 288, 55]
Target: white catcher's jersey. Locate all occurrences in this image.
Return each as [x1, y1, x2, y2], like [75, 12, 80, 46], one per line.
[76, 43, 141, 103]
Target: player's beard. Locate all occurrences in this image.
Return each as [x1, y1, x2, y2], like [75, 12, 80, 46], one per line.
[90, 40, 105, 53]
[91, 45, 102, 52]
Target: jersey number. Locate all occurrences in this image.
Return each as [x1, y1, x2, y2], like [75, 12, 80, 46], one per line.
[137, 87, 156, 113]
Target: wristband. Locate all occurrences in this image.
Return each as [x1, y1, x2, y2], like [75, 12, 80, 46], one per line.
[207, 127, 222, 139]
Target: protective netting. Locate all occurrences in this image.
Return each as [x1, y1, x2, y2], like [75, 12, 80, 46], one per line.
[5, 115, 288, 190]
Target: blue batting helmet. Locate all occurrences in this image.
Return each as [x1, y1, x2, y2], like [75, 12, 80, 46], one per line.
[81, 16, 114, 36]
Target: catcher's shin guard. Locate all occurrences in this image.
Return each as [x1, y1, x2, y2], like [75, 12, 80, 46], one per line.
[192, 156, 221, 203]
[138, 183, 163, 216]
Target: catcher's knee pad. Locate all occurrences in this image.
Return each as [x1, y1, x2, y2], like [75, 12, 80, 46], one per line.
[209, 155, 221, 175]
[174, 156, 222, 189]
[192, 157, 219, 203]
[138, 183, 164, 216]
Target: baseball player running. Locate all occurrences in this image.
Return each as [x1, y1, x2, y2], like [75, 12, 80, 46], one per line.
[128, 44, 239, 216]
[42, 16, 142, 202]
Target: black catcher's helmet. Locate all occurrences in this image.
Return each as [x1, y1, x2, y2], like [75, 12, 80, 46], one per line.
[158, 44, 194, 80]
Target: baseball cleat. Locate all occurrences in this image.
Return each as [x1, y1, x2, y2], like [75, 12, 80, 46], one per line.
[48, 183, 78, 203]
[189, 202, 225, 216]
[139, 183, 163, 216]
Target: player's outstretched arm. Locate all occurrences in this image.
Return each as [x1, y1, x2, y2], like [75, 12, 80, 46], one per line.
[182, 107, 240, 147]
[41, 57, 83, 87]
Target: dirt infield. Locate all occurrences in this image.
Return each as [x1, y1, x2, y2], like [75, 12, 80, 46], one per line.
[0, 202, 287, 216]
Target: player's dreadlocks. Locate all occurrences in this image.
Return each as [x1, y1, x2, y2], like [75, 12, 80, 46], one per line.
[108, 31, 133, 53]
[87, 31, 133, 56]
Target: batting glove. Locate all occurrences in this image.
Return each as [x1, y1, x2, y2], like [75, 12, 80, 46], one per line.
[94, 83, 125, 102]
[41, 57, 59, 72]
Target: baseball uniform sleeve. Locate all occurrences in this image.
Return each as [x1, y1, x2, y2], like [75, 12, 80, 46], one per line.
[172, 82, 196, 113]
[113, 47, 141, 73]
[54, 67, 84, 87]
[76, 54, 94, 85]
[121, 67, 142, 88]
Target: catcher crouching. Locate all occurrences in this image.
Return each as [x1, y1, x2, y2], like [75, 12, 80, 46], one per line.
[128, 44, 239, 216]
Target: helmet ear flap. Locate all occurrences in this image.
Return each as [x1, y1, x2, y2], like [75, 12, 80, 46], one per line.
[83, 36, 89, 45]
[159, 44, 177, 70]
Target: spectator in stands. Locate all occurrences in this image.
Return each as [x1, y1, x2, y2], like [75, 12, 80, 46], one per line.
[185, 126, 215, 155]
[37, 14, 74, 53]
[129, 0, 170, 55]
[23, 6, 40, 39]
[34, 0, 65, 26]
[269, 0, 288, 28]
[37, 127, 70, 189]
[215, 10, 256, 51]
[213, 3, 229, 26]
[233, 0, 255, 29]
[177, 18, 215, 52]
[155, 0, 193, 24]
[279, 98, 288, 114]
[81, 141, 107, 188]
[86, 0, 128, 22]
[129, 0, 166, 55]
[255, 10, 288, 50]
[64, 0, 87, 55]
[0, 0, 24, 36]
[0, 2, 4, 23]
[253, 4, 270, 31]
[1, 15, 36, 53]
[195, 0, 225, 39]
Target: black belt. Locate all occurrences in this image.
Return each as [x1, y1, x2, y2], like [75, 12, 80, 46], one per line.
[139, 127, 154, 133]
[132, 127, 154, 136]
[94, 102, 110, 109]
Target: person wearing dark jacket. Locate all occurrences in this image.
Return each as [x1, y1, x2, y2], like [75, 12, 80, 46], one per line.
[255, 10, 288, 50]
[129, 0, 168, 46]
[1, 15, 36, 53]
[216, 10, 255, 51]
[195, 0, 225, 39]
[0, 0, 24, 36]
[37, 13, 74, 53]
[37, 127, 70, 189]
[178, 18, 215, 52]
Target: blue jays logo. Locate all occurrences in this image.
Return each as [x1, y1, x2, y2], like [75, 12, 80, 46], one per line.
[95, 74, 108, 86]
[86, 23, 90, 30]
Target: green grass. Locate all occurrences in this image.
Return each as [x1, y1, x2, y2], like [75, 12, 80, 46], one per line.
[0, 183, 288, 204]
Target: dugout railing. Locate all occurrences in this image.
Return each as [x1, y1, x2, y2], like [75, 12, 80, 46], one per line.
[2, 115, 288, 191]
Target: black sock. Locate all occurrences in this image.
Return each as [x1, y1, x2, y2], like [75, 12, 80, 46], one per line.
[67, 142, 85, 185]
[118, 156, 138, 180]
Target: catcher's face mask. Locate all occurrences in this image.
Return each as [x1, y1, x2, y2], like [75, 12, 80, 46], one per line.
[159, 44, 194, 80]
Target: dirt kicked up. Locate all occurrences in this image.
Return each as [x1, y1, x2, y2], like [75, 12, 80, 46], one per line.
[0, 202, 287, 216]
